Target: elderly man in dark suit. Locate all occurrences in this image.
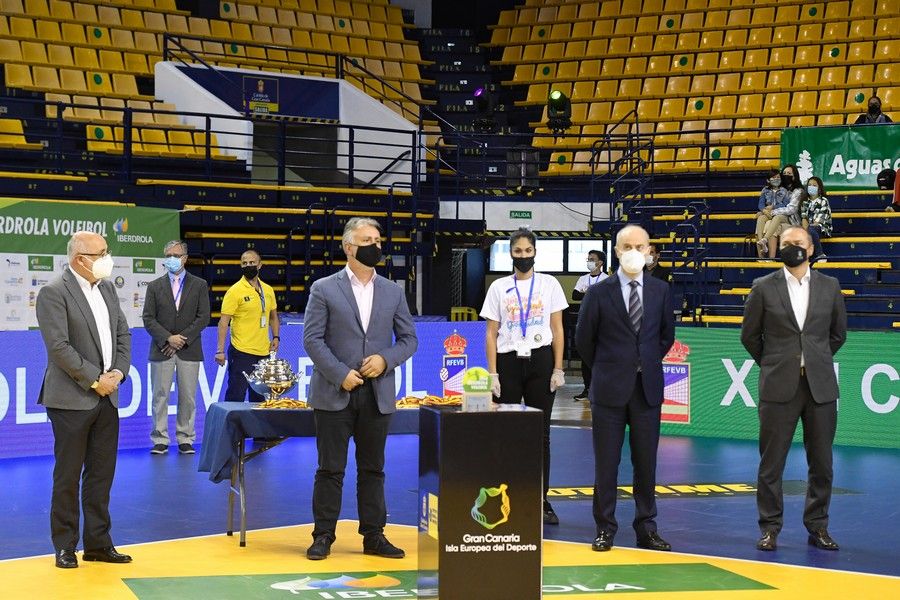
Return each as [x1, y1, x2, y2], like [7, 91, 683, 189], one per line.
[142, 240, 210, 455]
[36, 231, 132, 569]
[575, 224, 675, 553]
[741, 226, 847, 552]
[303, 217, 417, 561]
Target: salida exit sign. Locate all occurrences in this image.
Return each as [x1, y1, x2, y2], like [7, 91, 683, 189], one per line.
[510, 210, 532, 219]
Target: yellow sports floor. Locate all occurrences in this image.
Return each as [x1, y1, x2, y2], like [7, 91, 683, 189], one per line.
[4, 521, 899, 599]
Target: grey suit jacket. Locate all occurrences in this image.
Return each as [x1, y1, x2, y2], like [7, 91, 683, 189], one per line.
[740, 268, 847, 404]
[142, 271, 210, 361]
[303, 269, 418, 414]
[36, 268, 132, 410]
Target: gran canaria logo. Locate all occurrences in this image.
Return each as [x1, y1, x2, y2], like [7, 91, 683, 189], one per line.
[471, 483, 511, 530]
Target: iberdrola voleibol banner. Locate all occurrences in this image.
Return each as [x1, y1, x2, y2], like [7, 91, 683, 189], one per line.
[0, 199, 180, 330]
[780, 124, 900, 191]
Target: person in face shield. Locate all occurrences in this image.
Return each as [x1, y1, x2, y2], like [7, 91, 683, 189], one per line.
[481, 227, 569, 525]
[575, 225, 676, 553]
[36, 231, 132, 568]
[302, 217, 417, 561]
[740, 227, 847, 553]
[854, 95, 892, 125]
[216, 248, 279, 402]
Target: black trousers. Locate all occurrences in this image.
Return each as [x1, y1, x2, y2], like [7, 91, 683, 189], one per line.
[496, 344, 556, 501]
[757, 375, 836, 534]
[223, 345, 268, 402]
[311, 381, 392, 541]
[46, 400, 119, 552]
[581, 361, 592, 390]
[591, 373, 661, 538]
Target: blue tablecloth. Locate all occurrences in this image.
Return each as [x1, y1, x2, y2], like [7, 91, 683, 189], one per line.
[197, 403, 420, 483]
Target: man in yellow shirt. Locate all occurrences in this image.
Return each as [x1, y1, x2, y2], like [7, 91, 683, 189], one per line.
[215, 249, 279, 402]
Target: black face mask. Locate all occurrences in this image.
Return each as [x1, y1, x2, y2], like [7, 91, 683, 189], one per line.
[779, 244, 807, 268]
[869, 103, 880, 116]
[781, 174, 794, 188]
[242, 265, 259, 280]
[354, 243, 382, 268]
[512, 256, 535, 273]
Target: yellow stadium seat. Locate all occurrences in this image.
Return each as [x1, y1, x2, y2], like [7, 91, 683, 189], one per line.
[727, 8, 750, 26]
[789, 91, 817, 115]
[587, 101, 612, 122]
[653, 34, 676, 53]
[168, 130, 200, 158]
[87, 71, 112, 95]
[10, 15, 35, 38]
[751, 7, 775, 25]
[733, 117, 761, 141]
[0, 117, 41, 150]
[879, 87, 898, 109]
[614, 17, 636, 35]
[874, 63, 895, 86]
[737, 94, 763, 115]
[772, 26, 796, 45]
[741, 71, 767, 92]
[676, 32, 699, 52]
[600, 58, 624, 78]
[852, 18, 875, 37]
[526, 84, 548, 104]
[757, 144, 780, 167]
[848, 41, 874, 62]
[711, 95, 736, 117]
[666, 76, 690, 95]
[543, 42, 564, 60]
[631, 35, 653, 54]
[816, 114, 844, 126]
[707, 118, 732, 141]
[797, 23, 823, 43]
[636, 16, 658, 34]
[637, 99, 661, 120]
[705, 9, 726, 28]
[821, 44, 847, 62]
[699, 30, 723, 50]
[679, 119, 705, 142]
[747, 28, 772, 47]
[660, 97, 686, 120]
[685, 97, 711, 119]
[578, 2, 599, 19]
[845, 89, 870, 112]
[44, 91, 69, 119]
[794, 45, 819, 65]
[724, 29, 747, 47]
[86, 26, 111, 47]
[820, 67, 847, 87]
[817, 90, 844, 113]
[681, 12, 702, 29]
[848, 65, 874, 86]
[822, 21, 849, 41]
[764, 93, 790, 116]
[789, 115, 816, 128]
[767, 69, 793, 90]
[0, 39, 21, 62]
[728, 145, 756, 169]
[32, 65, 59, 91]
[25, 0, 48, 16]
[611, 101, 636, 121]
[850, 0, 875, 17]
[46, 43, 73, 67]
[654, 120, 679, 144]
[579, 59, 600, 79]
[875, 16, 895, 36]
[608, 37, 630, 55]
[544, 152, 573, 175]
[549, 23, 570, 40]
[60, 68, 88, 93]
[694, 53, 718, 73]
[794, 68, 820, 89]
[760, 117, 786, 141]
[70, 95, 101, 122]
[673, 147, 702, 171]
[110, 29, 134, 50]
[744, 48, 768, 69]
[652, 148, 675, 172]
[715, 73, 740, 94]
[99, 97, 124, 122]
[691, 75, 715, 94]
[624, 57, 648, 76]
[769, 48, 794, 67]
[825, 1, 849, 19]
[137, 128, 168, 156]
[593, 79, 615, 101]
[618, 78, 641, 98]
[74, 47, 99, 70]
[646, 55, 670, 75]
[642, 78, 666, 97]
[86, 124, 116, 153]
[875, 40, 898, 62]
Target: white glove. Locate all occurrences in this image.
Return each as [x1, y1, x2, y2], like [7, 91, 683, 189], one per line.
[490, 373, 501, 398]
[550, 368, 565, 392]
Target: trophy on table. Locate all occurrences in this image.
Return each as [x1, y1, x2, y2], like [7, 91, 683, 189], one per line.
[243, 353, 306, 408]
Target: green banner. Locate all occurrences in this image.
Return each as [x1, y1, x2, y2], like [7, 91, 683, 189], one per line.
[0, 199, 180, 330]
[661, 328, 900, 449]
[780, 124, 900, 191]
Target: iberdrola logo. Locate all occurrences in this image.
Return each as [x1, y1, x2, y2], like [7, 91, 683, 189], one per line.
[113, 217, 128, 233]
[471, 483, 510, 530]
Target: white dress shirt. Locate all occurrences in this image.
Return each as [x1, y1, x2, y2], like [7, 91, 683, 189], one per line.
[783, 265, 811, 366]
[345, 265, 376, 332]
[617, 268, 644, 309]
[71, 267, 113, 371]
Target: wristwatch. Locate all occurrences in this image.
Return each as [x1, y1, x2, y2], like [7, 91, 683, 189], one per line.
[90, 379, 100, 390]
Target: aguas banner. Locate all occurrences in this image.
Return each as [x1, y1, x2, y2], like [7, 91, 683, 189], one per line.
[0, 199, 180, 330]
[780, 124, 900, 190]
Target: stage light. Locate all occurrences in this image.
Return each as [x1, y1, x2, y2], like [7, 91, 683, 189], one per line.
[546, 89, 572, 134]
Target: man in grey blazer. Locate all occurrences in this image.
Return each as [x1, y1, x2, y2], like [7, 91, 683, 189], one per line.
[142, 240, 211, 455]
[303, 217, 417, 561]
[741, 226, 847, 553]
[36, 231, 132, 568]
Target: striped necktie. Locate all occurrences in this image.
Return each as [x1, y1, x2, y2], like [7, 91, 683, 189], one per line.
[628, 280, 642, 334]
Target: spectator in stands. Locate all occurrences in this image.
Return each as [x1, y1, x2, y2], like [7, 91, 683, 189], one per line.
[801, 177, 833, 262]
[854, 95, 892, 125]
[303, 218, 417, 561]
[215, 249, 279, 402]
[755, 169, 789, 258]
[877, 168, 899, 212]
[143, 240, 210, 456]
[481, 228, 569, 525]
[646, 244, 672, 283]
[572, 250, 609, 401]
[758, 164, 805, 259]
[741, 226, 847, 553]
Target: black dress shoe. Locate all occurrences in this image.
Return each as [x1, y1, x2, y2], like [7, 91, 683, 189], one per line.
[363, 534, 405, 558]
[306, 535, 333, 560]
[55, 549, 77, 569]
[757, 531, 778, 551]
[808, 529, 839, 551]
[83, 546, 132, 563]
[543, 501, 559, 525]
[591, 531, 614, 552]
[637, 531, 672, 551]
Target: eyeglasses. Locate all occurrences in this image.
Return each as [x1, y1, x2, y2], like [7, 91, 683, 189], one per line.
[80, 249, 110, 258]
[164, 253, 185, 258]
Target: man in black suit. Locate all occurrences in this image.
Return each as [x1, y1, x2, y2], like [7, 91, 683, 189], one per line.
[575, 225, 675, 553]
[142, 240, 210, 456]
[741, 226, 847, 552]
[36, 231, 132, 568]
[646, 244, 671, 283]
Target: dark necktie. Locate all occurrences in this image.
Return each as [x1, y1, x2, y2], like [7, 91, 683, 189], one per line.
[628, 280, 642, 334]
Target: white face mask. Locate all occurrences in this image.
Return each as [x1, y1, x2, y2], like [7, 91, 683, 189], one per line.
[646, 254, 657, 267]
[619, 249, 646, 275]
[87, 254, 114, 279]
[586, 260, 597, 271]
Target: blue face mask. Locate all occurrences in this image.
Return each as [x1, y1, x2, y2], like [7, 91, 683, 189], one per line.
[807, 185, 819, 197]
[162, 256, 183, 273]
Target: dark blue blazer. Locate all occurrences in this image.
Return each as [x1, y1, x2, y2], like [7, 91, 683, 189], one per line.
[575, 272, 675, 407]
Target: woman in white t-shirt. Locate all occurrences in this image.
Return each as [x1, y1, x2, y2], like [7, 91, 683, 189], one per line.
[480, 228, 569, 525]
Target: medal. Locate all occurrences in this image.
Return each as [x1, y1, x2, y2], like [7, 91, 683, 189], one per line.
[534, 334, 542, 343]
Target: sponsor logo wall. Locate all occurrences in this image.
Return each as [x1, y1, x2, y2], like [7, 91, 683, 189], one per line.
[0, 200, 180, 330]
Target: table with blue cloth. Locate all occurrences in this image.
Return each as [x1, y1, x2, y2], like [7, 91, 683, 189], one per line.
[197, 402, 419, 546]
